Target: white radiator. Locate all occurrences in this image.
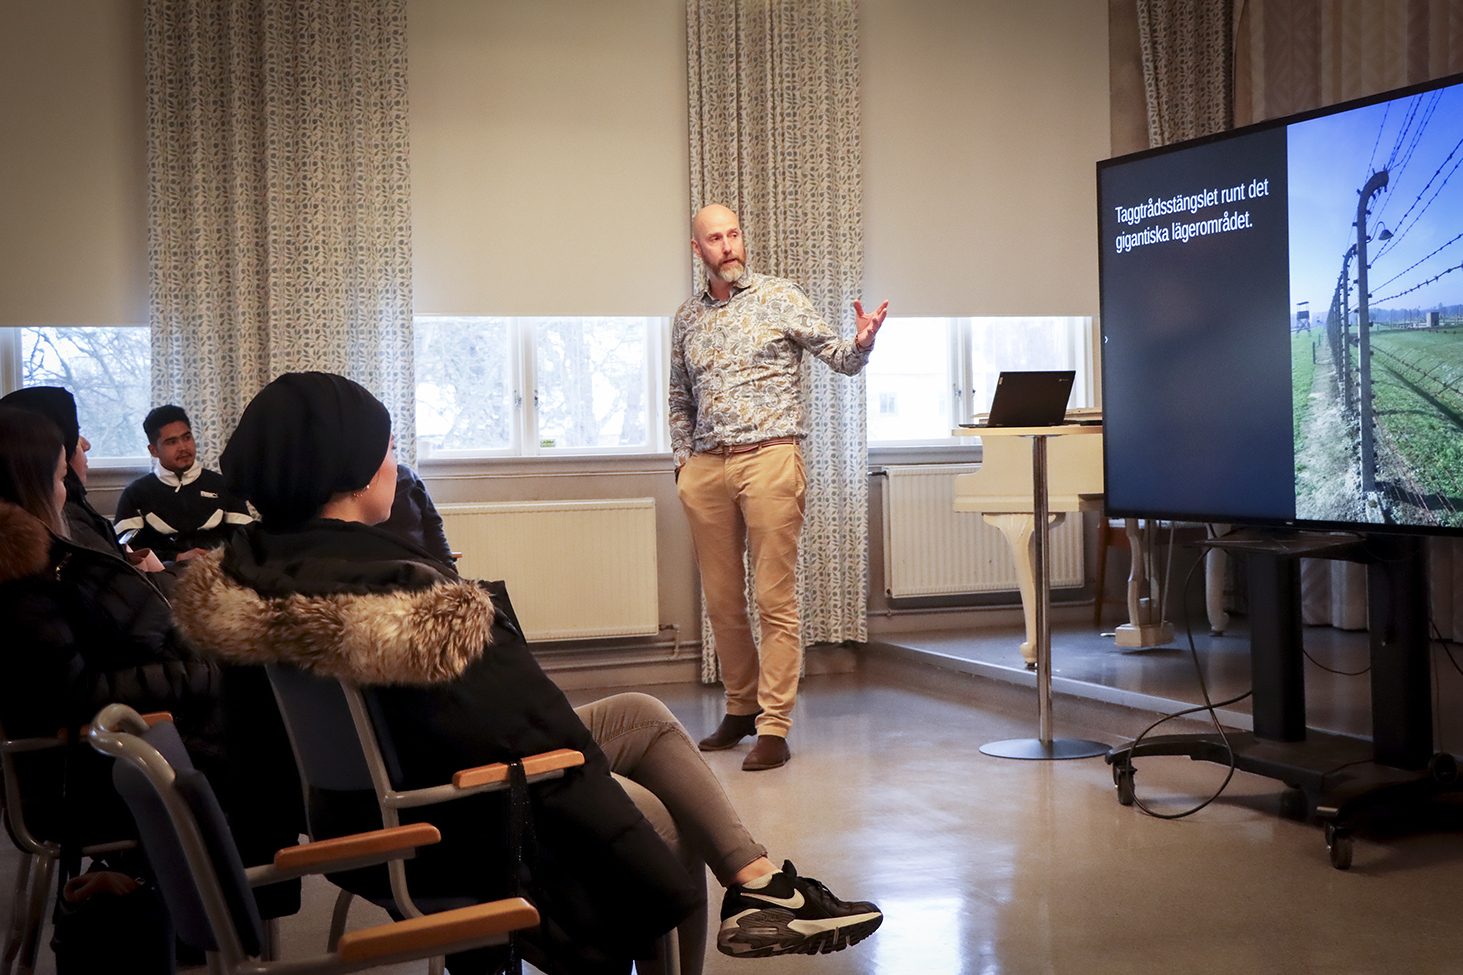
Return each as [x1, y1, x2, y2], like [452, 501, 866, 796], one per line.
[437, 499, 659, 642]
[882, 465, 1085, 598]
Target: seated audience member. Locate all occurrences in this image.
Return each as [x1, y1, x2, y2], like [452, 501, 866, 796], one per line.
[170, 372, 883, 975]
[114, 404, 255, 561]
[0, 386, 157, 565]
[379, 461, 454, 565]
[0, 406, 222, 844]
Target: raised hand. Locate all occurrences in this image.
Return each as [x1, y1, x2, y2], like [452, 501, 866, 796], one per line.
[855, 300, 890, 350]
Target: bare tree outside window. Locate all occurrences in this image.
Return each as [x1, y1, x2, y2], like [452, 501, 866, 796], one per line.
[21, 326, 151, 458]
[535, 318, 649, 449]
[415, 316, 662, 456]
[415, 317, 515, 453]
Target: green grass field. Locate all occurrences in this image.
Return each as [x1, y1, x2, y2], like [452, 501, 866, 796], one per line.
[1368, 326, 1463, 519]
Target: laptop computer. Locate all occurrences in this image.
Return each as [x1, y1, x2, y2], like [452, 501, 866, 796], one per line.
[960, 370, 1076, 428]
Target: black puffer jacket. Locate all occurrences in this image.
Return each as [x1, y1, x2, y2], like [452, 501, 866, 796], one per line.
[62, 469, 124, 557]
[0, 500, 223, 841]
[171, 521, 701, 975]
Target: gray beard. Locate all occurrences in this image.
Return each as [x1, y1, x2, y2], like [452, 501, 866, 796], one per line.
[714, 260, 745, 285]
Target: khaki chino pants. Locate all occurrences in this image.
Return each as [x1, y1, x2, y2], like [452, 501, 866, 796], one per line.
[677, 442, 805, 737]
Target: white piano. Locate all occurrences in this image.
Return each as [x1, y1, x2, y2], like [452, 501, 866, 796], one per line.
[953, 429, 1102, 667]
[952, 425, 1179, 666]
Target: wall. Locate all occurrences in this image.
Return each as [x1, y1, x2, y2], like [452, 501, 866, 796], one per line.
[406, 0, 701, 661]
[6, 1, 1115, 667]
[409, 0, 690, 316]
[0, 0, 148, 328]
[861, 0, 1110, 317]
[413, 0, 1114, 655]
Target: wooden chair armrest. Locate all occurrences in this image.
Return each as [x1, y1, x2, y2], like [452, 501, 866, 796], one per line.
[336, 897, 539, 963]
[273, 823, 441, 872]
[452, 748, 585, 789]
[65, 711, 171, 740]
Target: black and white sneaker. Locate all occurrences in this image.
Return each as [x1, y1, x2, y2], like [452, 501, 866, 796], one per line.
[717, 860, 883, 958]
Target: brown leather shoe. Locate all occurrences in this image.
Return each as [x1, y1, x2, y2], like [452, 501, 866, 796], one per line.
[698, 711, 761, 751]
[741, 734, 790, 771]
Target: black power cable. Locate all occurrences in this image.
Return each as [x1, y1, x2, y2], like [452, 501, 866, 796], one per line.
[1120, 544, 1250, 820]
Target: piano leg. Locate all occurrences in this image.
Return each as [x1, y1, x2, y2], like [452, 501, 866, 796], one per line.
[983, 511, 1067, 668]
[1206, 524, 1231, 635]
[1116, 518, 1176, 647]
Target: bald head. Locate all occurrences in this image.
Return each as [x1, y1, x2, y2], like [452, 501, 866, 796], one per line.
[691, 204, 747, 293]
[692, 204, 738, 239]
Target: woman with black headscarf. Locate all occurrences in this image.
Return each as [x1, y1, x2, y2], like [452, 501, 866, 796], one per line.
[170, 372, 882, 974]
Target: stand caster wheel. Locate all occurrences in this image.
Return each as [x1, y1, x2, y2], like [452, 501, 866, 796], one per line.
[1279, 787, 1308, 820]
[1325, 823, 1353, 870]
[1430, 752, 1458, 786]
[1114, 765, 1136, 806]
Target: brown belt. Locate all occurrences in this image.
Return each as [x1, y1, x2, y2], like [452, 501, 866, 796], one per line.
[701, 437, 799, 457]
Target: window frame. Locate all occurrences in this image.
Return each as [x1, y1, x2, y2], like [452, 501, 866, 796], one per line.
[0, 325, 154, 467]
[414, 315, 672, 461]
[864, 315, 1098, 448]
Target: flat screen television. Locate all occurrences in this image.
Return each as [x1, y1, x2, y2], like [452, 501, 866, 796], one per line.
[1098, 71, 1463, 536]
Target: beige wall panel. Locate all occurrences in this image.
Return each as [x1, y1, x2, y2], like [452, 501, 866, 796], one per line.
[409, 0, 692, 316]
[861, 0, 1109, 317]
[0, 0, 147, 326]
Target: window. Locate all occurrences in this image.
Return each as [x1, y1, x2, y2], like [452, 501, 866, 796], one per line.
[865, 316, 1095, 444]
[2, 326, 152, 461]
[415, 316, 668, 458]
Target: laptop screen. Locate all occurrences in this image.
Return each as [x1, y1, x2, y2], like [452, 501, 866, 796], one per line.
[982, 370, 1076, 427]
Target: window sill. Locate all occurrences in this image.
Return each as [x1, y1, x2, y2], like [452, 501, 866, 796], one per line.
[418, 452, 675, 479]
[869, 443, 982, 468]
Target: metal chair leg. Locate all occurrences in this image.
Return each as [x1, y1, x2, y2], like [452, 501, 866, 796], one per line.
[2, 851, 35, 975]
[260, 917, 281, 960]
[428, 954, 445, 975]
[327, 888, 353, 951]
[656, 929, 681, 975]
[15, 849, 56, 975]
[631, 931, 682, 975]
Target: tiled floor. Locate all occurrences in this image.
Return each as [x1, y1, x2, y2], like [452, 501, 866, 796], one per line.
[8, 618, 1463, 974]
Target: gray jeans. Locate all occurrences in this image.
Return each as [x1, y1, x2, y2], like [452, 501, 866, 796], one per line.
[574, 692, 766, 883]
[574, 693, 768, 974]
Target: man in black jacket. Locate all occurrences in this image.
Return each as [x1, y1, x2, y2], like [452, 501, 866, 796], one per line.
[114, 405, 254, 561]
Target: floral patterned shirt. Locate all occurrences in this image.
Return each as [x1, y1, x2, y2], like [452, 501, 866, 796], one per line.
[669, 271, 871, 466]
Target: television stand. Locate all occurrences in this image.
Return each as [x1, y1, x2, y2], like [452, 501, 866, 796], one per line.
[1105, 530, 1460, 869]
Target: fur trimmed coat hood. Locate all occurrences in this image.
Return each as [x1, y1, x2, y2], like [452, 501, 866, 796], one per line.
[172, 545, 497, 687]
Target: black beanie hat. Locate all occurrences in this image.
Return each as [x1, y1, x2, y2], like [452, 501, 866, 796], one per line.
[222, 372, 392, 527]
[0, 386, 80, 459]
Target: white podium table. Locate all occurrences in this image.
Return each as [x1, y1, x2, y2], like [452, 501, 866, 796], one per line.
[954, 424, 1108, 761]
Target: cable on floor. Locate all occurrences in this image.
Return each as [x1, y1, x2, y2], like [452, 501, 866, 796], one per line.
[1118, 548, 1252, 820]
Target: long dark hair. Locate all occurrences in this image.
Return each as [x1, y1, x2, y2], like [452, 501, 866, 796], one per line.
[0, 406, 67, 534]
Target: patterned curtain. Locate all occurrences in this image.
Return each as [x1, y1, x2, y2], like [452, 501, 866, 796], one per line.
[1137, 0, 1236, 146]
[1235, 0, 1463, 126]
[1232, 0, 1463, 635]
[146, 0, 415, 468]
[687, 0, 867, 681]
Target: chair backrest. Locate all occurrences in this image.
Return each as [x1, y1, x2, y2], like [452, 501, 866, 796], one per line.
[264, 663, 375, 793]
[87, 704, 265, 962]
